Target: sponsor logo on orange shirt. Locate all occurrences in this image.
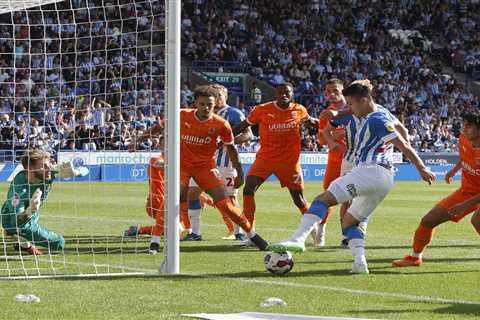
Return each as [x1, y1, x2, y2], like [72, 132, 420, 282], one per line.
[181, 135, 212, 145]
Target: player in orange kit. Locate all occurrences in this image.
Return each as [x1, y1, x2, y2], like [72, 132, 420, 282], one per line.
[393, 112, 480, 267]
[233, 83, 318, 240]
[179, 85, 268, 250]
[123, 137, 214, 253]
[315, 78, 348, 247]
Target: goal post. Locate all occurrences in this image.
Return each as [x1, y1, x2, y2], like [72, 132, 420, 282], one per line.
[163, 0, 180, 275]
[0, 0, 180, 279]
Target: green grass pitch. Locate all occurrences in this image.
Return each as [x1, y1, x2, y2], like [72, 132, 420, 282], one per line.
[0, 181, 479, 319]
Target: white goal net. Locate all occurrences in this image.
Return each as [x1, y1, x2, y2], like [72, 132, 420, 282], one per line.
[0, 0, 178, 279]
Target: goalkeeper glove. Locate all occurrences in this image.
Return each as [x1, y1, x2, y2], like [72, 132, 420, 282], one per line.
[53, 161, 90, 179]
[20, 189, 42, 223]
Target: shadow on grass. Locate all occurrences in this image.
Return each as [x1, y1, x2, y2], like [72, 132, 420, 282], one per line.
[356, 303, 480, 317]
[297, 256, 480, 265]
[433, 303, 480, 316]
[311, 244, 479, 251]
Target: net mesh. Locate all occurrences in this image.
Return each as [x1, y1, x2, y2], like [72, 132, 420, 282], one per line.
[0, 0, 166, 278]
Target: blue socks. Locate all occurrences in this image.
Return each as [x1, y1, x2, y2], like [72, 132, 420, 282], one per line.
[306, 200, 329, 220]
[343, 224, 364, 240]
[188, 199, 202, 210]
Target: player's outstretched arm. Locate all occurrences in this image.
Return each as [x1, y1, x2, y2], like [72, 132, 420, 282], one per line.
[319, 108, 352, 121]
[394, 121, 410, 144]
[321, 122, 341, 151]
[302, 116, 319, 129]
[391, 135, 436, 184]
[445, 160, 461, 184]
[225, 144, 244, 188]
[18, 189, 42, 224]
[232, 120, 251, 136]
[234, 126, 253, 145]
[53, 161, 89, 179]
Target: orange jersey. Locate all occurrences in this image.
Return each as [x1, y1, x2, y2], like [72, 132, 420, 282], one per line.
[459, 134, 480, 193]
[247, 101, 308, 163]
[181, 109, 234, 167]
[318, 104, 346, 160]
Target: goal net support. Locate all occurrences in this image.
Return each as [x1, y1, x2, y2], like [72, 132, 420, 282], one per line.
[0, 0, 180, 279]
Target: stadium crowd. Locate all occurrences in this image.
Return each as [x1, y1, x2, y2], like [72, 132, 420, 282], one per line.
[182, 0, 480, 152]
[0, 0, 164, 154]
[0, 0, 478, 155]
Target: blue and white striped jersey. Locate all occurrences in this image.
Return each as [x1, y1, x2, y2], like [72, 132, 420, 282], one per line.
[333, 104, 398, 166]
[215, 105, 245, 168]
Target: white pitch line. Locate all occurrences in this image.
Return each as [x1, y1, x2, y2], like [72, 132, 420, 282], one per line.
[1, 255, 478, 306]
[182, 274, 480, 306]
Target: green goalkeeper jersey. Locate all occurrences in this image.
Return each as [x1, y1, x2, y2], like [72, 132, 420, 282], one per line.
[1, 170, 53, 228]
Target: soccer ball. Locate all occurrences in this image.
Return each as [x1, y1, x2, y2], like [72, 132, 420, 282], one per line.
[264, 251, 294, 275]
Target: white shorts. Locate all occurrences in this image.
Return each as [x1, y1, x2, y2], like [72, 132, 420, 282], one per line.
[327, 164, 394, 221]
[340, 159, 354, 176]
[188, 167, 238, 197]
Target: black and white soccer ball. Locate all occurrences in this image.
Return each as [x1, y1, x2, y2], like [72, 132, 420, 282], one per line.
[264, 251, 294, 275]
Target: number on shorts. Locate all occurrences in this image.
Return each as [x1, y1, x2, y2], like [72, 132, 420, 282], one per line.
[293, 174, 303, 185]
[225, 177, 234, 187]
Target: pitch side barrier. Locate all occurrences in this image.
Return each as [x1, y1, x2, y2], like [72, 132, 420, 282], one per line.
[0, 152, 461, 182]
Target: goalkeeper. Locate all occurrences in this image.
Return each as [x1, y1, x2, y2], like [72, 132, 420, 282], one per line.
[1, 150, 88, 255]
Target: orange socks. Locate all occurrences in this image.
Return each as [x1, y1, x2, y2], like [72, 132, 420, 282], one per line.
[216, 198, 252, 233]
[138, 226, 153, 235]
[180, 202, 191, 230]
[243, 195, 256, 226]
[221, 213, 234, 234]
[413, 224, 434, 254]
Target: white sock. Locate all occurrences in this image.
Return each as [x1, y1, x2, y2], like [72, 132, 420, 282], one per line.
[150, 235, 161, 244]
[348, 238, 366, 264]
[233, 224, 244, 235]
[188, 209, 201, 235]
[14, 235, 31, 248]
[318, 223, 326, 237]
[411, 251, 423, 259]
[289, 214, 321, 243]
[247, 230, 256, 238]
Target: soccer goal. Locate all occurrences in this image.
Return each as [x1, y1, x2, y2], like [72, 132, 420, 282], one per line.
[0, 0, 180, 279]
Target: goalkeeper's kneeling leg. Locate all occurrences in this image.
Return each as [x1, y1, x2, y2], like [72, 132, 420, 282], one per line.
[20, 223, 65, 251]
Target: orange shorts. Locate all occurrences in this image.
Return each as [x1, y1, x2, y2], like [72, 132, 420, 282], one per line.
[248, 160, 303, 190]
[180, 164, 224, 191]
[437, 188, 480, 222]
[323, 161, 342, 190]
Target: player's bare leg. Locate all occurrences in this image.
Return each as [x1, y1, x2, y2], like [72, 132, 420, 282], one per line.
[242, 175, 265, 228]
[268, 191, 338, 253]
[471, 209, 480, 235]
[339, 201, 351, 248]
[393, 205, 451, 267]
[208, 185, 268, 250]
[224, 196, 246, 241]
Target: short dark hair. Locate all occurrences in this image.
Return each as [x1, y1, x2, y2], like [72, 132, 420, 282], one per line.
[462, 112, 480, 128]
[193, 85, 218, 100]
[278, 82, 294, 90]
[342, 83, 371, 99]
[326, 78, 343, 86]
